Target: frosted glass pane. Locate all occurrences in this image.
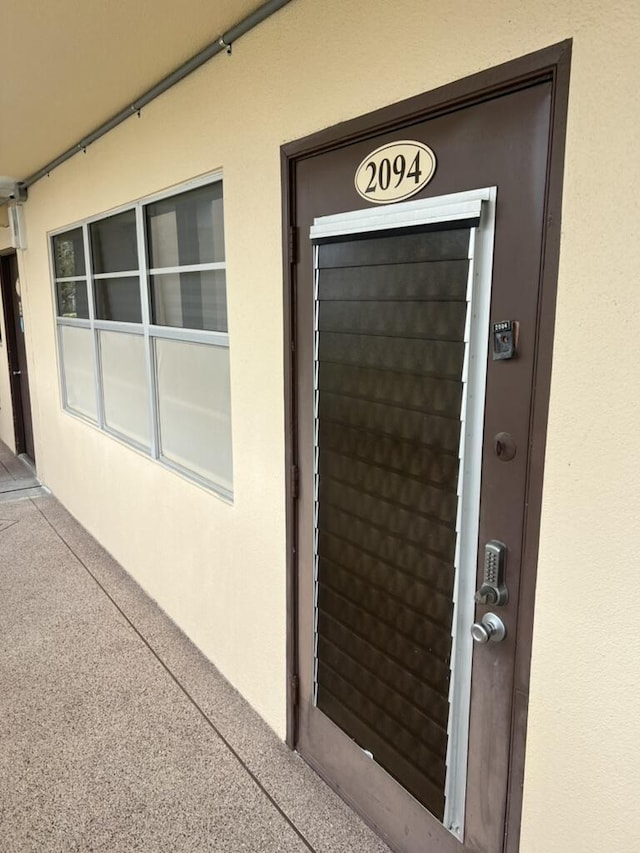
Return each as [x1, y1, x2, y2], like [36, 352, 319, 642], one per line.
[100, 331, 150, 448]
[60, 326, 96, 420]
[155, 339, 233, 491]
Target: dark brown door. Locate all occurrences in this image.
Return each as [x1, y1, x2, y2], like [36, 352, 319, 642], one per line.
[1, 252, 35, 460]
[289, 77, 560, 853]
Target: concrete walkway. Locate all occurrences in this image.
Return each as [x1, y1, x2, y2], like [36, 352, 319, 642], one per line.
[0, 443, 48, 503]
[0, 444, 391, 852]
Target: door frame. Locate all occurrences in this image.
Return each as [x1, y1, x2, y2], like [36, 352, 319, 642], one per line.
[281, 41, 571, 853]
[0, 250, 31, 457]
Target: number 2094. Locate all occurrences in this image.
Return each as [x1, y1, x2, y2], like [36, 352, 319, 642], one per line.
[354, 141, 436, 204]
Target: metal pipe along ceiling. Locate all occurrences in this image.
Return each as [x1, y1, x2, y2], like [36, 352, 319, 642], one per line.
[22, 0, 293, 190]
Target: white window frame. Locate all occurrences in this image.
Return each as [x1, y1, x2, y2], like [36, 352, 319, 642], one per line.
[49, 171, 233, 501]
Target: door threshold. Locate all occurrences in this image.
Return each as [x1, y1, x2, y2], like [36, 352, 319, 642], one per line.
[17, 453, 36, 475]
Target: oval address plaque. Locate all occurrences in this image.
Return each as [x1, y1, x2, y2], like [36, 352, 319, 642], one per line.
[354, 140, 437, 204]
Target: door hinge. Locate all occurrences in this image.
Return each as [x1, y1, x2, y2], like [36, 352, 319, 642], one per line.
[288, 225, 298, 264]
[291, 464, 300, 500]
[290, 674, 299, 707]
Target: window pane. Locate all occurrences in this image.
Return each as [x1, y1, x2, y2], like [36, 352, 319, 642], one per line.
[146, 182, 225, 268]
[60, 325, 96, 420]
[155, 338, 232, 491]
[90, 209, 138, 273]
[100, 331, 150, 448]
[151, 270, 227, 331]
[56, 280, 89, 319]
[53, 228, 86, 278]
[94, 276, 142, 322]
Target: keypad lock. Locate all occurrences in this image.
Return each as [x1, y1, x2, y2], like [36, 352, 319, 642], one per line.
[475, 540, 508, 606]
[492, 320, 518, 360]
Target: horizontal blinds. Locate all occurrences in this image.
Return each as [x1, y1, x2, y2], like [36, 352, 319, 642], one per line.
[314, 226, 471, 820]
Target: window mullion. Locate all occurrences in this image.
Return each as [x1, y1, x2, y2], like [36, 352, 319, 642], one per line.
[57, 317, 91, 329]
[136, 203, 159, 459]
[93, 270, 140, 280]
[57, 324, 69, 413]
[148, 262, 225, 275]
[149, 325, 229, 347]
[55, 275, 89, 284]
[83, 221, 104, 429]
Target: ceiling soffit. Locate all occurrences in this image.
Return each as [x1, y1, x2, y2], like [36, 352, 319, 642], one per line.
[0, 0, 263, 181]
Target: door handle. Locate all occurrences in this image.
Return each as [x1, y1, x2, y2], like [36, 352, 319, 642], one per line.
[471, 612, 506, 644]
[12, 370, 22, 376]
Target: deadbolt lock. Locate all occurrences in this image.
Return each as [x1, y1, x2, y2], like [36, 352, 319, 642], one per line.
[494, 431, 516, 462]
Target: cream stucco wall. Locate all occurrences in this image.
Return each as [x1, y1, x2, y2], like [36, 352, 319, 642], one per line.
[12, 1, 640, 851]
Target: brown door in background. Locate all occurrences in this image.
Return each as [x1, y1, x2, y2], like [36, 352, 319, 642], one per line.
[285, 45, 569, 853]
[0, 252, 35, 460]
